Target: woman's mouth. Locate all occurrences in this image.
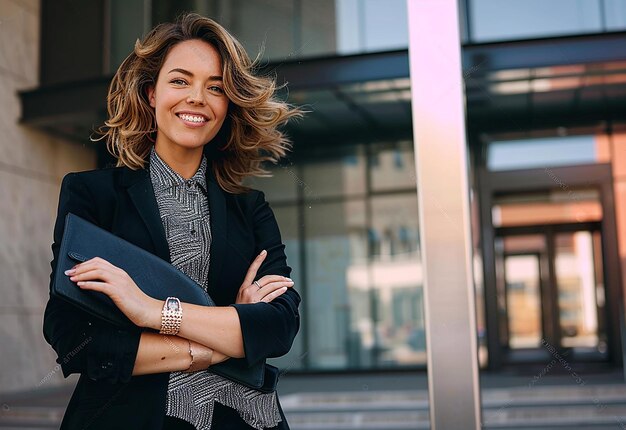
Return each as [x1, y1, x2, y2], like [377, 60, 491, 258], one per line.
[176, 113, 208, 127]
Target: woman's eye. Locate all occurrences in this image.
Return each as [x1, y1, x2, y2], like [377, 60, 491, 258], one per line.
[170, 78, 187, 85]
[208, 86, 224, 94]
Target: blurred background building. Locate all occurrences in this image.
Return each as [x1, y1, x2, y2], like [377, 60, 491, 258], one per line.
[3, 0, 626, 428]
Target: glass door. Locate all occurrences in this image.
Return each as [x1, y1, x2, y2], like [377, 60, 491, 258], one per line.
[554, 229, 607, 357]
[495, 224, 608, 363]
[503, 253, 543, 349]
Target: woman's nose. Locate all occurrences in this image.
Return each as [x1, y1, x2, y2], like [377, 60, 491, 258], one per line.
[187, 87, 206, 105]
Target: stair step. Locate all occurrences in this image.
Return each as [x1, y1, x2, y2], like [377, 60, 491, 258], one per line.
[281, 385, 626, 412]
[284, 405, 626, 430]
[2, 385, 626, 430]
[280, 387, 626, 430]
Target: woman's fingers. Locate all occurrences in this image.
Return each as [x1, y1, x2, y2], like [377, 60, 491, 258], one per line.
[241, 250, 267, 286]
[66, 257, 120, 278]
[260, 287, 289, 303]
[258, 279, 294, 293]
[75, 280, 111, 293]
[68, 266, 115, 283]
[259, 279, 294, 302]
[68, 257, 116, 272]
[258, 274, 292, 285]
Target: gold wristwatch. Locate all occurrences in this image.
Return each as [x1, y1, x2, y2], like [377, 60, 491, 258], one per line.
[159, 297, 182, 335]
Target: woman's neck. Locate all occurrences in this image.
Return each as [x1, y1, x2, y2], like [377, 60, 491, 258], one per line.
[153, 143, 204, 180]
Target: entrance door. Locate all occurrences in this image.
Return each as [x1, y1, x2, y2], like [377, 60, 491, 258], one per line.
[495, 224, 608, 363]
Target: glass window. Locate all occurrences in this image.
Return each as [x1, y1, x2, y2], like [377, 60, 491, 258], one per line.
[370, 140, 416, 192]
[300, 146, 367, 200]
[258, 140, 425, 371]
[109, 0, 149, 71]
[246, 164, 299, 203]
[487, 135, 600, 171]
[470, 0, 603, 42]
[360, 0, 409, 52]
[267, 205, 306, 370]
[369, 194, 424, 366]
[605, 0, 626, 31]
[301, 0, 338, 57]
[555, 231, 604, 350]
[304, 199, 369, 368]
[334, 0, 409, 55]
[227, 0, 296, 60]
[138, 0, 408, 62]
[504, 254, 543, 349]
[492, 188, 602, 227]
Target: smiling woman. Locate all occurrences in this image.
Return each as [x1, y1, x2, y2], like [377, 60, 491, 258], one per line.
[43, 12, 302, 430]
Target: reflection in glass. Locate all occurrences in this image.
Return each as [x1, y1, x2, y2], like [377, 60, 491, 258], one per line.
[368, 194, 424, 365]
[555, 231, 603, 349]
[487, 135, 598, 171]
[305, 200, 368, 368]
[370, 141, 417, 192]
[146, 0, 409, 61]
[492, 188, 602, 227]
[247, 166, 299, 203]
[504, 255, 542, 348]
[495, 234, 546, 351]
[301, 147, 367, 199]
[471, 0, 603, 42]
[267, 205, 305, 370]
[267, 140, 425, 370]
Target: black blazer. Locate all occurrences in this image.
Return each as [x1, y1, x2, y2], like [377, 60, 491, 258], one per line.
[42, 162, 300, 429]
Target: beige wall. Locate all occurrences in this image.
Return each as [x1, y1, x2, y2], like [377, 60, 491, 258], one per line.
[0, 0, 95, 393]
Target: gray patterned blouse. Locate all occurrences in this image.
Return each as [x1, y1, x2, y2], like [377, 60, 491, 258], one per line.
[149, 147, 281, 430]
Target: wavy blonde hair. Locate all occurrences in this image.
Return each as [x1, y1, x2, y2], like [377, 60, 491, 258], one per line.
[97, 13, 301, 193]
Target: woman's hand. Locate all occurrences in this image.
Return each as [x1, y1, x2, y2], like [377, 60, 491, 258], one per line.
[235, 250, 295, 305]
[66, 257, 161, 327]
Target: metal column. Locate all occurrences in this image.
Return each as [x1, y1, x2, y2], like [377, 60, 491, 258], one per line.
[407, 0, 482, 428]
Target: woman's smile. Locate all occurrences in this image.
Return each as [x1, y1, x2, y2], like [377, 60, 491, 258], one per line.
[176, 111, 210, 127]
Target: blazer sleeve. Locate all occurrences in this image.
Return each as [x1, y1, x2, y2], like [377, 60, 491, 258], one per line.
[230, 191, 301, 366]
[42, 173, 142, 384]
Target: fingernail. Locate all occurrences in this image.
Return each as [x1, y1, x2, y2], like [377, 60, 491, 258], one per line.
[285, 277, 293, 282]
[65, 269, 75, 275]
[260, 250, 267, 255]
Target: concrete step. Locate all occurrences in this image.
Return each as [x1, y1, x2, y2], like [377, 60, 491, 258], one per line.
[2, 384, 626, 429]
[280, 385, 626, 430]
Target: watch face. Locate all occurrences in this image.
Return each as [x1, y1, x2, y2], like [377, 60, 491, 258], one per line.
[166, 298, 180, 312]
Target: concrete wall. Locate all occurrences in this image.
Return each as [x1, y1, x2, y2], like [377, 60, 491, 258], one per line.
[0, 0, 95, 393]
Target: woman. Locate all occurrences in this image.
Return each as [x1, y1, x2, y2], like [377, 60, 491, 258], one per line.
[43, 13, 301, 430]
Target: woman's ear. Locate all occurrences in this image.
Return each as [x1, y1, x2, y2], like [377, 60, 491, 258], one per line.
[147, 86, 156, 108]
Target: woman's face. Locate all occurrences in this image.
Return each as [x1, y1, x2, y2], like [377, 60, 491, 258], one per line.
[148, 39, 229, 157]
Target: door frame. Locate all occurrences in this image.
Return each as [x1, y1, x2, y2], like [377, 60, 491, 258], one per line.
[478, 163, 622, 369]
[496, 222, 605, 363]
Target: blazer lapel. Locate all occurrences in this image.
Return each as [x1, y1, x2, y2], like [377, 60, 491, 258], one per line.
[206, 167, 226, 289]
[121, 167, 171, 263]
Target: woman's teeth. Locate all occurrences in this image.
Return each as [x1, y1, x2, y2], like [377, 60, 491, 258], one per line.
[178, 114, 207, 123]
